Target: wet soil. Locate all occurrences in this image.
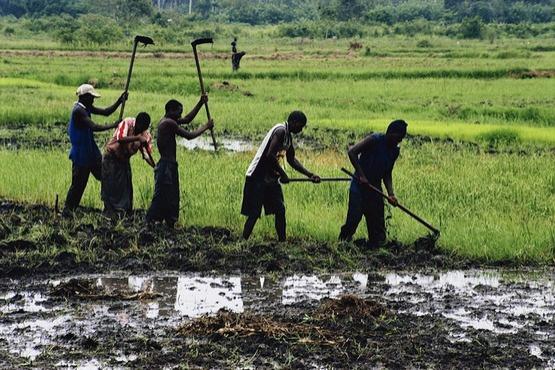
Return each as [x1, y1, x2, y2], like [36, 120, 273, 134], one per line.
[2, 125, 553, 157]
[0, 199, 469, 278]
[0, 270, 553, 368]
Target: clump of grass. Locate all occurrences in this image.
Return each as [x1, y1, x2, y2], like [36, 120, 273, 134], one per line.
[416, 39, 432, 48]
[477, 128, 520, 146]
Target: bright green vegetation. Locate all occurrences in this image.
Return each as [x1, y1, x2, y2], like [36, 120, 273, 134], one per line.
[0, 31, 553, 263]
[0, 36, 554, 146]
[0, 145, 553, 263]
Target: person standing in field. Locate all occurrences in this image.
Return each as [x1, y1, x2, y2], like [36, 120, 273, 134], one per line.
[101, 112, 155, 217]
[231, 37, 246, 72]
[241, 111, 321, 242]
[63, 84, 128, 215]
[145, 95, 213, 228]
[339, 120, 408, 248]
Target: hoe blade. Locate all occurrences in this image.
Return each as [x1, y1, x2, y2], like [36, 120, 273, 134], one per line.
[191, 37, 213, 47]
[135, 35, 155, 46]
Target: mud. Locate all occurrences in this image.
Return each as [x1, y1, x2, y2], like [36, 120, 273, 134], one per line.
[0, 270, 553, 368]
[211, 80, 254, 97]
[0, 199, 473, 279]
[0, 49, 338, 61]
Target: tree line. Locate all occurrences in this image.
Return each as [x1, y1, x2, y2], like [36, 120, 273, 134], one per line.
[1, 0, 553, 25]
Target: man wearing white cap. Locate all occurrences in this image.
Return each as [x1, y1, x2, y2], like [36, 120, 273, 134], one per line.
[63, 84, 127, 215]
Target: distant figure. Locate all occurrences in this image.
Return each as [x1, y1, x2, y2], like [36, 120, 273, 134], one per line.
[231, 37, 237, 54]
[339, 120, 408, 248]
[241, 111, 321, 242]
[145, 95, 213, 228]
[63, 84, 127, 215]
[101, 112, 155, 217]
[231, 37, 246, 72]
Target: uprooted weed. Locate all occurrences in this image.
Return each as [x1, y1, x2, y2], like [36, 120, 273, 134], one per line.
[51, 278, 161, 301]
[178, 310, 338, 346]
[178, 295, 388, 347]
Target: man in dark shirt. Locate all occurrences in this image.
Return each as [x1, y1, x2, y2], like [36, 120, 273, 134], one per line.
[241, 111, 320, 242]
[339, 120, 408, 248]
[145, 95, 213, 227]
[63, 84, 127, 215]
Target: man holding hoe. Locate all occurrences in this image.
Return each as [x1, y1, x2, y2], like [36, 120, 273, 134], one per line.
[63, 84, 127, 215]
[241, 111, 321, 242]
[145, 95, 213, 227]
[339, 120, 408, 248]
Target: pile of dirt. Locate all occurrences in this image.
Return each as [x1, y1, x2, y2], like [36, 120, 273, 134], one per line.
[511, 69, 555, 79]
[51, 278, 100, 298]
[178, 309, 337, 345]
[316, 294, 387, 320]
[51, 278, 161, 301]
[211, 81, 253, 97]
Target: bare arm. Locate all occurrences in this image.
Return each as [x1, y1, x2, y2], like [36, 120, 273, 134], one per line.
[383, 169, 394, 196]
[286, 144, 315, 178]
[117, 135, 144, 144]
[89, 92, 126, 116]
[176, 95, 207, 126]
[140, 147, 156, 168]
[265, 130, 288, 179]
[347, 135, 376, 183]
[75, 109, 118, 132]
[175, 119, 214, 140]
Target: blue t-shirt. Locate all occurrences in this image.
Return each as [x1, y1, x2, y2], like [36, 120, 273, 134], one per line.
[351, 133, 400, 192]
[68, 103, 101, 166]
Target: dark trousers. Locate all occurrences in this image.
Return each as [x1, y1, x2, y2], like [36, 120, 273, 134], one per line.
[145, 160, 179, 226]
[101, 154, 133, 215]
[339, 187, 385, 245]
[64, 160, 102, 212]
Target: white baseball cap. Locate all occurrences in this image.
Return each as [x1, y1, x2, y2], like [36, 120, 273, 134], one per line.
[76, 84, 101, 98]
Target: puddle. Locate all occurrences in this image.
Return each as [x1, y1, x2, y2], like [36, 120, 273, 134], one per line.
[179, 137, 254, 152]
[178, 136, 314, 152]
[1, 269, 554, 367]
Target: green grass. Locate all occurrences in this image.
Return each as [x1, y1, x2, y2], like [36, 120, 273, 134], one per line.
[0, 144, 553, 263]
[0, 33, 553, 264]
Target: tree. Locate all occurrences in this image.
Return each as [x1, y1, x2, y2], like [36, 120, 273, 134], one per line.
[335, 0, 365, 21]
[460, 16, 484, 39]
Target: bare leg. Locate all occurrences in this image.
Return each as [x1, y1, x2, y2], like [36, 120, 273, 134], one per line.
[243, 216, 258, 240]
[275, 212, 286, 242]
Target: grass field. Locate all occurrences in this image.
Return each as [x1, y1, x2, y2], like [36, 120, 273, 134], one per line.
[0, 145, 553, 263]
[0, 32, 554, 263]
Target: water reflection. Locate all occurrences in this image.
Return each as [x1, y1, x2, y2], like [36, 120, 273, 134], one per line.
[179, 137, 254, 152]
[174, 276, 243, 318]
[2, 269, 555, 364]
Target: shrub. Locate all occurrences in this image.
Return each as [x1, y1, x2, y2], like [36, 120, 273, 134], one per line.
[460, 17, 484, 39]
[76, 14, 123, 45]
[3, 26, 15, 36]
[478, 129, 520, 146]
[416, 39, 432, 48]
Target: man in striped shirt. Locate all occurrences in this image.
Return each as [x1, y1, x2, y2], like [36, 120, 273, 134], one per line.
[241, 111, 320, 242]
[101, 112, 155, 216]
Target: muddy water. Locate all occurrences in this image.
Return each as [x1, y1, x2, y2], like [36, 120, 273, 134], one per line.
[179, 137, 255, 152]
[178, 136, 313, 152]
[1, 269, 554, 368]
